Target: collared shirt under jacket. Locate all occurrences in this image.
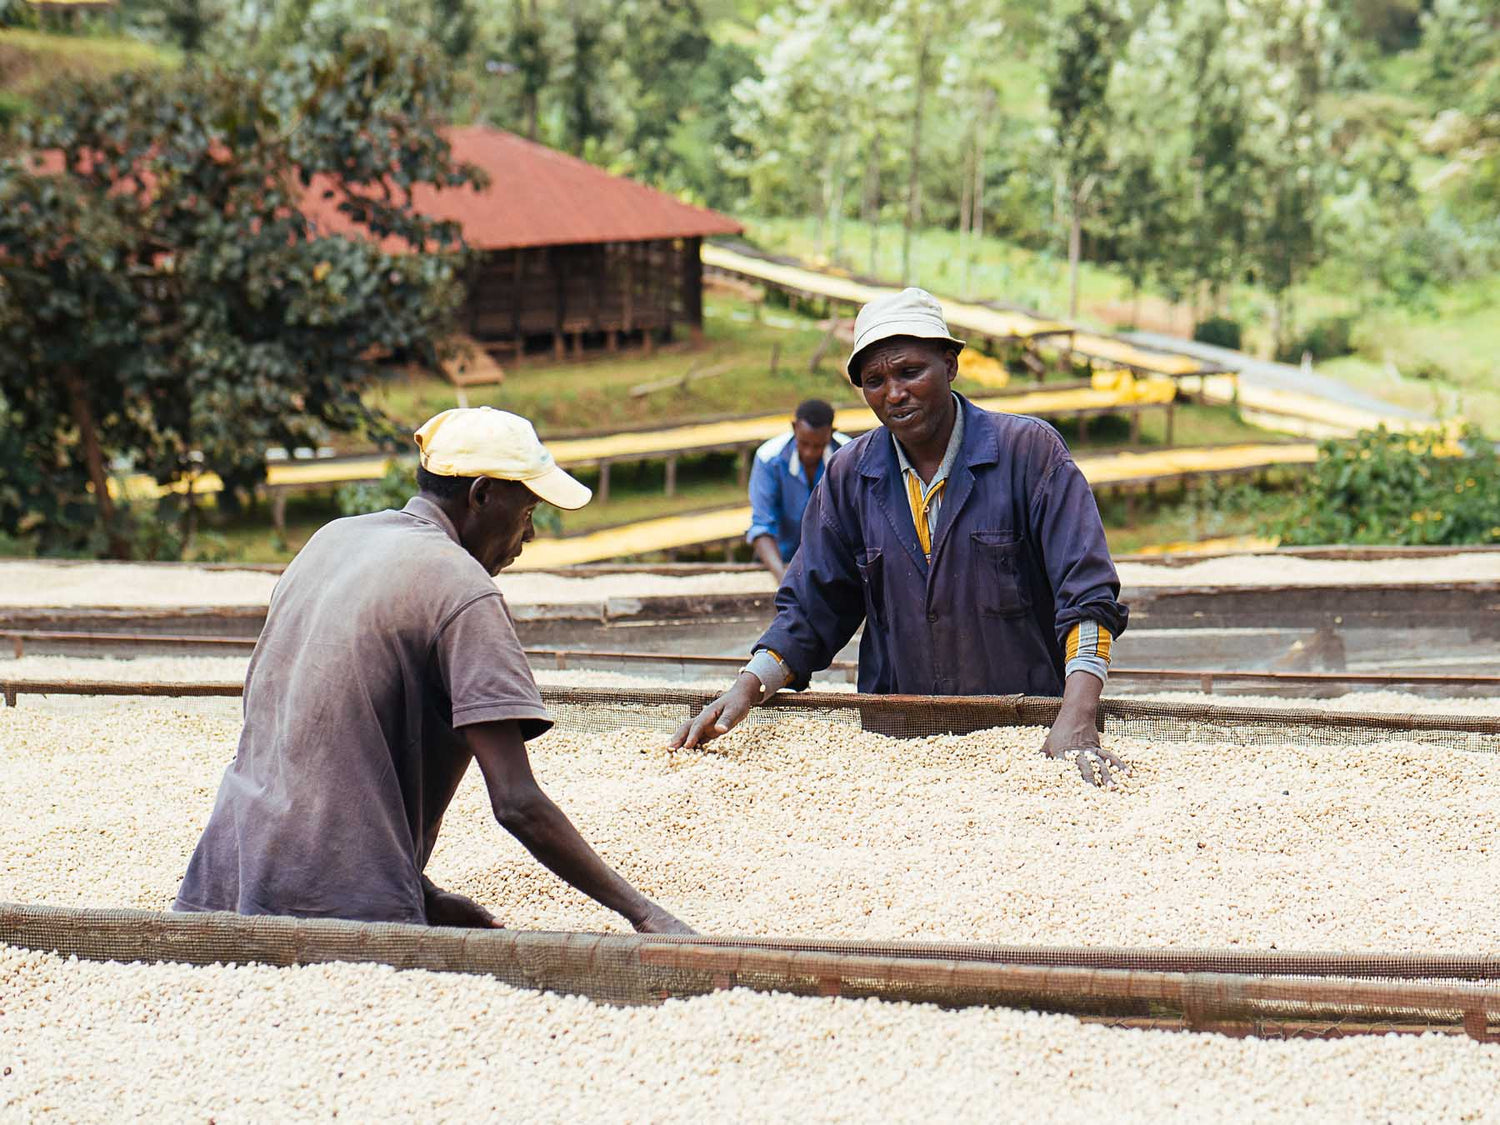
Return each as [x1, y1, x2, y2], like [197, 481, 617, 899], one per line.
[756, 394, 1128, 697]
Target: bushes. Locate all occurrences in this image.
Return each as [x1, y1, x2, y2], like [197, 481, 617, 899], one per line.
[1275, 425, 1500, 546]
[337, 463, 563, 533]
[336, 464, 418, 518]
[1192, 317, 1243, 351]
[1276, 315, 1357, 363]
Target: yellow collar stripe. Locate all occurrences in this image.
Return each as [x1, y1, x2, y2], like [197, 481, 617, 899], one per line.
[903, 471, 945, 559]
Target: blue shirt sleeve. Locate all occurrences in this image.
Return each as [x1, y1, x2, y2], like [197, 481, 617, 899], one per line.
[754, 474, 867, 687]
[746, 452, 781, 545]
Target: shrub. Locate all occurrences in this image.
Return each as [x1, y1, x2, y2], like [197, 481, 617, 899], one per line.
[337, 464, 417, 517]
[1275, 425, 1500, 546]
[1276, 315, 1356, 363]
[1192, 316, 1243, 351]
[337, 463, 562, 533]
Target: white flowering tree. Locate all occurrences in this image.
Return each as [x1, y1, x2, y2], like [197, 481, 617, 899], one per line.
[1226, 0, 1350, 351]
[730, 2, 857, 261]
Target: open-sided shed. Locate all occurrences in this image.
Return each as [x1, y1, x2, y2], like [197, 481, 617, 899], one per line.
[306, 126, 743, 363]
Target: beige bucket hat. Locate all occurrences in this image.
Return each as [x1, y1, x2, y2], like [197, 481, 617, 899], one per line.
[846, 287, 965, 384]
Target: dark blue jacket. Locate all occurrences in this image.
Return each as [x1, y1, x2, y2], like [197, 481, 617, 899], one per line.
[757, 395, 1128, 696]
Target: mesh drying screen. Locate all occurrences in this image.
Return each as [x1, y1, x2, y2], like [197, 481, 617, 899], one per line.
[3, 903, 1496, 1041]
[4, 678, 1497, 750]
[536, 686, 1500, 752]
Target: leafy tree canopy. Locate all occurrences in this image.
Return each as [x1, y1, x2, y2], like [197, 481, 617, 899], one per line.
[0, 32, 482, 556]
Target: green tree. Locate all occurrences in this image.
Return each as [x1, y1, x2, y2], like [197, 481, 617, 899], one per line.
[1421, 0, 1498, 100]
[609, 0, 741, 197]
[730, 3, 856, 258]
[1419, 0, 1500, 224]
[0, 35, 481, 557]
[1045, 0, 1126, 317]
[505, 0, 552, 141]
[1235, 0, 1351, 352]
[560, 3, 608, 155]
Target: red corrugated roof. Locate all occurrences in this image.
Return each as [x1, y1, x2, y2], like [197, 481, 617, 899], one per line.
[300, 125, 742, 251]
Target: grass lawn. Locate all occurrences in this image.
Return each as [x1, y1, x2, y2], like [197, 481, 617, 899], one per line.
[1099, 497, 1277, 557]
[747, 215, 1497, 438]
[746, 216, 1144, 328]
[0, 28, 176, 119]
[1319, 275, 1500, 434]
[206, 494, 344, 564]
[367, 293, 866, 437]
[1050, 400, 1275, 451]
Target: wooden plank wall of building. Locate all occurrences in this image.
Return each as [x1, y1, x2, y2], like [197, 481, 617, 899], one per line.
[464, 236, 704, 358]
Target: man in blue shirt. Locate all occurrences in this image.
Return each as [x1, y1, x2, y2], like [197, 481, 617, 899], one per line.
[746, 399, 848, 581]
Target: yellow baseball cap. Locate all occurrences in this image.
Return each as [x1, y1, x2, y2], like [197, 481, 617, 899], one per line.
[413, 407, 592, 510]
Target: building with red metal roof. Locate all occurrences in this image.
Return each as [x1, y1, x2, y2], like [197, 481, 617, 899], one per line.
[303, 125, 743, 363]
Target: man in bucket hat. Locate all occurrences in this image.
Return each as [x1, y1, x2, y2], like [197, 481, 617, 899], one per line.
[673, 289, 1130, 787]
[176, 407, 693, 932]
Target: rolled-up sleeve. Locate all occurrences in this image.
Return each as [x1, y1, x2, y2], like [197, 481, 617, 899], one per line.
[746, 454, 780, 544]
[753, 484, 866, 689]
[1028, 447, 1129, 651]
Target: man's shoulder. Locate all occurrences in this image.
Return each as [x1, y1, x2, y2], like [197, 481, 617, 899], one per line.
[754, 431, 795, 465]
[290, 508, 496, 609]
[824, 427, 884, 482]
[970, 403, 1072, 462]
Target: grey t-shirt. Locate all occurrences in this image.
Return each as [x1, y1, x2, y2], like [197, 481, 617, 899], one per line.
[174, 496, 550, 924]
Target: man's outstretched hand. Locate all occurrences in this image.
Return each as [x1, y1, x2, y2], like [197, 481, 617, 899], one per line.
[423, 882, 502, 928]
[1040, 671, 1128, 788]
[631, 901, 698, 936]
[1042, 740, 1131, 788]
[670, 674, 762, 750]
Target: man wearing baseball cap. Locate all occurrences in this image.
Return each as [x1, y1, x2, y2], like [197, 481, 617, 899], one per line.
[673, 289, 1130, 787]
[176, 407, 693, 933]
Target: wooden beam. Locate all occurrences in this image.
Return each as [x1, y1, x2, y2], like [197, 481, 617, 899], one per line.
[512, 251, 525, 363]
[682, 236, 704, 344]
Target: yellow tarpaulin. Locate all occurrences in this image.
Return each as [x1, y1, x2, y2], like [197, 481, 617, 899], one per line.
[702, 244, 1072, 345]
[509, 442, 1318, 569]
[113, 380, 1176, 503]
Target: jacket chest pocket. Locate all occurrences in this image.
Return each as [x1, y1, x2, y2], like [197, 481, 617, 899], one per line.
[970, 530, 1032, 618]
[856, 548, 886, 627]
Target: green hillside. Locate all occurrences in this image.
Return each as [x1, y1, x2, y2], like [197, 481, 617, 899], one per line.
[0, 27, 175, 124]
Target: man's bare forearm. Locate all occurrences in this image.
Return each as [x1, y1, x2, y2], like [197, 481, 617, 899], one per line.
[1060, 668, 1103, 713]
[496, 790, 654, 923]
[752, 535, 786, 582]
